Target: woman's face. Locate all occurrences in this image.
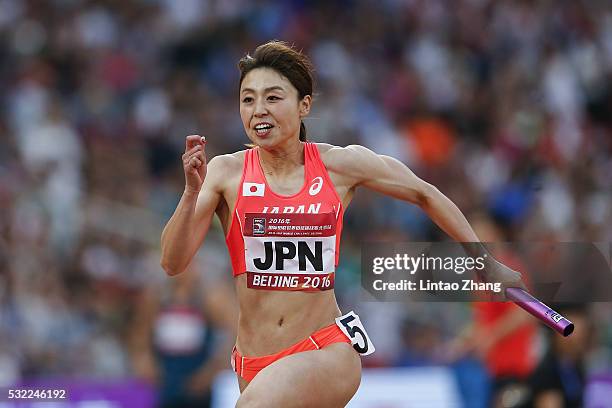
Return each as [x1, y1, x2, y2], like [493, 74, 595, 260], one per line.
[240, 67, 311, 148]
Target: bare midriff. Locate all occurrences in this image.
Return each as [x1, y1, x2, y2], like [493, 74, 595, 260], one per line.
[233, 274, 341, 356]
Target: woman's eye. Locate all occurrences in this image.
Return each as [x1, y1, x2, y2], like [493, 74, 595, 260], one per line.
[242, 97, 253, 103]
[268, 96, 281, 101]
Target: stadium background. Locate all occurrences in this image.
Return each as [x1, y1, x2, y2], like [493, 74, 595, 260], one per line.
[0, 0, 611, 406]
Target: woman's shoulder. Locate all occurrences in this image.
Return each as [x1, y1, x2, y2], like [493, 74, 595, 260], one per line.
[313, 143, 367, 170]
[312, 142, 336, 154]
[312, 142, 346, 162]
[209, 149, 248, 171]
[206, 150, 248, 192]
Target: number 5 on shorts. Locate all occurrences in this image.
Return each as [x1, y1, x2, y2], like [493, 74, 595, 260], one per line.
[335, 311, 375, 356]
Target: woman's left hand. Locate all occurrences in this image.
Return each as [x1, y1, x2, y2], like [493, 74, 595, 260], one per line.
[481, 258, 527, 300]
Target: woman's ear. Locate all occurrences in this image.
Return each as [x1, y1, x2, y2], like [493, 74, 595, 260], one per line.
[299, 95, 312, 117]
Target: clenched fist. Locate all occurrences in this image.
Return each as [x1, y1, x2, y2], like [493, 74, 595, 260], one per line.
[182, 135, 207, 193]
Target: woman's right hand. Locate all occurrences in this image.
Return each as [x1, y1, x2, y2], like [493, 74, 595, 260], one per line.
[182, 135, 207, 193]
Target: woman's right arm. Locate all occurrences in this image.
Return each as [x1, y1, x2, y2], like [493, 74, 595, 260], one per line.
[160, 135, 225, 276]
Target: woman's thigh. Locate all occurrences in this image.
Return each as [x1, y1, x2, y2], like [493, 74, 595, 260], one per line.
[236, 343, 361, 408]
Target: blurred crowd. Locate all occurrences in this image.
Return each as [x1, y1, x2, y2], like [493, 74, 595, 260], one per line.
[0, 0, 611, 406]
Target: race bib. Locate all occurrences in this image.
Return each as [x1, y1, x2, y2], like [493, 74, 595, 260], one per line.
[335, 311, 375, 356]
[243, 212, 337, 290]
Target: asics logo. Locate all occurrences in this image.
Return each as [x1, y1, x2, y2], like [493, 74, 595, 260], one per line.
[309, 177, 323, 196]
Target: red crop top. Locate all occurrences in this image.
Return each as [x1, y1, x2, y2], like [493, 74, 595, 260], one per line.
[225, 143, 344, 291]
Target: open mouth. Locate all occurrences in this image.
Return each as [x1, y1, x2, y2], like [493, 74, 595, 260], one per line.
[254, 123, 274, 136]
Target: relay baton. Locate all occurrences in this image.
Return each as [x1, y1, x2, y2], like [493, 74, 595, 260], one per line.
[505, 287, 574, 337]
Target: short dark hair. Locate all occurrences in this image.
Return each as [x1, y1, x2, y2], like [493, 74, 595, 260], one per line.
[238, 40, 314, 142]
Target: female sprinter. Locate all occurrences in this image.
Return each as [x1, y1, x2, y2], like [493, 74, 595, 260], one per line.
[160, 41, 524, 407]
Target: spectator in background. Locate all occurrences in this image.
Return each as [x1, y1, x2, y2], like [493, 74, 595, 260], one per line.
[130, 266, 236, 408]
[529, 304, 593, 408]
[446, 214, 537, 408]
[395, 316, 443, 367]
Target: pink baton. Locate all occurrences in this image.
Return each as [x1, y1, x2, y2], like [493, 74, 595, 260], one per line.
[506, 287, 574, 337]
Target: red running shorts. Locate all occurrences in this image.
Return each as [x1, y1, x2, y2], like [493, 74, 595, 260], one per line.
[231, 323, 352, 382]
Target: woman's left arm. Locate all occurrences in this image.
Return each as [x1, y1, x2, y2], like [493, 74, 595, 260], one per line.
[325, 144, 525, 291]
[326, 144, 478, 241]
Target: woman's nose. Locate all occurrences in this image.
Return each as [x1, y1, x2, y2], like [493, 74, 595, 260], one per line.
[254, 99, 268, 116]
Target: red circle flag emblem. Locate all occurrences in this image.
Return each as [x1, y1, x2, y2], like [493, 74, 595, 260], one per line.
[243, 182, 265, 196]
